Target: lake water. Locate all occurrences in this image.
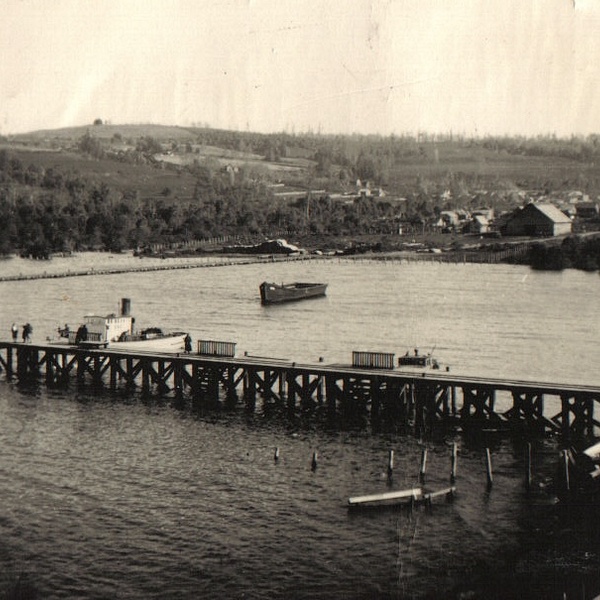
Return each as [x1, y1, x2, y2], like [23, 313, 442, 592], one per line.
[0, 253, 599, 599]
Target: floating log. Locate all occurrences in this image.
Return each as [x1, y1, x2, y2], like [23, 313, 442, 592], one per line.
[348, 487, 422, 508]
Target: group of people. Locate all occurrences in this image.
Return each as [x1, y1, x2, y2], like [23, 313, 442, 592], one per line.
[11, 322, 32, 343]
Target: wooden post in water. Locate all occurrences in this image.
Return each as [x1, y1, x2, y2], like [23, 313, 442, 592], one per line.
[387, 449, 394, 481]
[451, 442, 458, 483]
[419, 447, 428, 483]
[311, 451, 318, 471]
[525, 443, 532, 491]
[562, 449, 570, 492]
[485, 448, 493, 490]
[6, 347, 13, 379]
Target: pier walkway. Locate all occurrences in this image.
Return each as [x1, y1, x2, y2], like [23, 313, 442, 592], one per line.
[1, 341, 598, 439]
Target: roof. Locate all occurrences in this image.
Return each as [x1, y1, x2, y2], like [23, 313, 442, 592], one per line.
[526, 203, 571, 224]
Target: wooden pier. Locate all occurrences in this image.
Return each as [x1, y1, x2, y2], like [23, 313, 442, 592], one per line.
[1, 341, 599, 439]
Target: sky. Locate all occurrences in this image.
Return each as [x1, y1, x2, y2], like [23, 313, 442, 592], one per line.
[2, 0, 600, 138]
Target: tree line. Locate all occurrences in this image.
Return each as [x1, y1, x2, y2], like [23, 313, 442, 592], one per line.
[528, 236, 600, 272]
[0, 149, 405, 257]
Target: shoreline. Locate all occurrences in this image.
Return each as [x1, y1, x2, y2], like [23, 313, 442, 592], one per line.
[0, 248, 532, 282]
[0, 253, 325, 282]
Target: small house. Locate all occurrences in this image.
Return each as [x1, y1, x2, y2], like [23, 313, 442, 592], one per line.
[472, 207, 495, 221]
[575, 202, 599, 219]
[439, 210, 459, 226]
[468, 215, 490, 234]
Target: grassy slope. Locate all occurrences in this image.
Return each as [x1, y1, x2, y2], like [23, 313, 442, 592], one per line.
[0, 147, 198, 200]
[4, 124, 600, 201]
[13, 123, 198, 141]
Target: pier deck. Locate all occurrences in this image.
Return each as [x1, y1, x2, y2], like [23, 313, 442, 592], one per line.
[0, 341, 598, 439]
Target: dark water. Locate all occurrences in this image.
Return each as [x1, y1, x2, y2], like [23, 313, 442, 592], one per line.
[0, 256, 599, 599]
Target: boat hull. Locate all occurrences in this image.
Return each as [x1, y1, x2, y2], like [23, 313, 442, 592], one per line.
[108, 332, 187, 352]
[260, 282, 327, 305]
[73, 332, 188, 352]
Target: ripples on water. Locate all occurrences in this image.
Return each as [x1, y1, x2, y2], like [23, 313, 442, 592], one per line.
[0, 254, 599, 598]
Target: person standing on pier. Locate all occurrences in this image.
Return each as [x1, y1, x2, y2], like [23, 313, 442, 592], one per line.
[184, 334, 192, 354]
[22, 323, 32, 343]
[11, 323, 18, 342]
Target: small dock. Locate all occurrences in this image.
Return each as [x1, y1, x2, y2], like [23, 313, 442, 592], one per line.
[0, 342, 599, 439]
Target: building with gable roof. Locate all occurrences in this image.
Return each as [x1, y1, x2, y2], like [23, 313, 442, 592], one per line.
[502, 203, 572, 237]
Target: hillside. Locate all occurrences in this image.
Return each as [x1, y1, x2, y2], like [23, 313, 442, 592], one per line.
[0, 123, 599, 267]
[6, 123, 600, 199]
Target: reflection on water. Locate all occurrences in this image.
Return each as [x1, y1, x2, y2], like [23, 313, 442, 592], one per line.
[0, 256, 599, 598]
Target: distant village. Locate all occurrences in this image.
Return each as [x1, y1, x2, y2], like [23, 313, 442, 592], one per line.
[6, 125, 600, 255]
[269, 178, 598, 239]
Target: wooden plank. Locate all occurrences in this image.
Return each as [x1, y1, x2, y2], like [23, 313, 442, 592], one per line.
[423, 486, 456, 501]
[348, 487, 422, 507]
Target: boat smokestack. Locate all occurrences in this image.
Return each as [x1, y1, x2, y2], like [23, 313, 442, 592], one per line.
[121, 298, 131, 316]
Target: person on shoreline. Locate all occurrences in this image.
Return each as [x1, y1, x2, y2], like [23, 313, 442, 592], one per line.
[11, 323, 18, 342]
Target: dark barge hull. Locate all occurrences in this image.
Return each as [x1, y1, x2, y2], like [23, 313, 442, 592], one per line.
[260, 282, 327, 305]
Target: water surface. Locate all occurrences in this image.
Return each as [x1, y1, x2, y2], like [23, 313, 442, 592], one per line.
[0, 255, 598, 598]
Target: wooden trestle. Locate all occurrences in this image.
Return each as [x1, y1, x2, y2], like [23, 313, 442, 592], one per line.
[1, 341, 599, 439]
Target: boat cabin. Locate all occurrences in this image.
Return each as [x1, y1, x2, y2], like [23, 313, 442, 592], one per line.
[398, 350, 439, 369]
[69, 314, 133, 345]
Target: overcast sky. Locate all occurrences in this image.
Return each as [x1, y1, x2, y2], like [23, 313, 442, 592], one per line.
[2, 0, 600, 137]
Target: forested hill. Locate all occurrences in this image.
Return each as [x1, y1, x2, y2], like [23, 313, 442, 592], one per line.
[1, 123, 600, 257]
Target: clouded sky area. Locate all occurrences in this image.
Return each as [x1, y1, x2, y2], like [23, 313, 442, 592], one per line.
[2, 0, 600, 137]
